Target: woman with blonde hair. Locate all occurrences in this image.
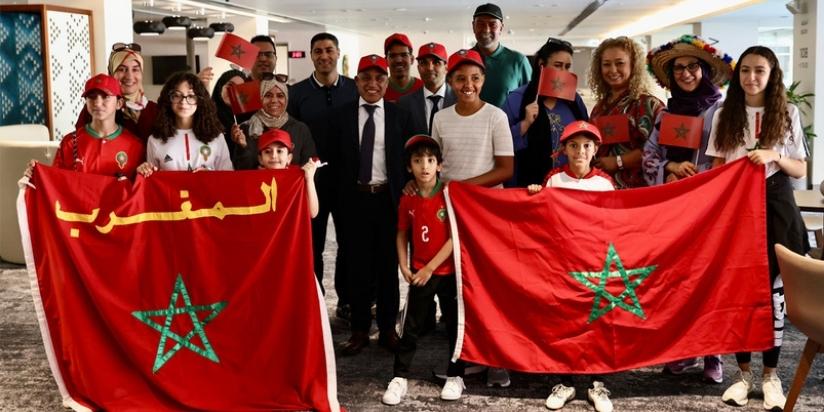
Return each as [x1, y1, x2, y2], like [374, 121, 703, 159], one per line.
[588, 36, 664, 189]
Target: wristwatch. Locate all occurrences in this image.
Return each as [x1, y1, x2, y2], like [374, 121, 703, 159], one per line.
[616, 155, 624, 170]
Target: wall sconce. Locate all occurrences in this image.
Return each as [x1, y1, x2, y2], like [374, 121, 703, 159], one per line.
[162, 15, 192, 30]
[133, 20, 166, 36]
[209, 22, 235, 34]
[187, 26, 215, 41]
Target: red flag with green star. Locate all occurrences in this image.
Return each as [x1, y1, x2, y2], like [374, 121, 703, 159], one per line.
[227, 80, 262, 115]
[659, 112, 703, 149]
[536, 67, 577, 101]
[445, 158, 773, 373]
[215, 32, 259, 70]
[593, 114, 631, 145]
[18, 166, 341, 411]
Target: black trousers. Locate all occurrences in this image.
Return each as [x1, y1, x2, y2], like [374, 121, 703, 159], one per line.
[343, 190, 400, 333]
[736, 172, 805, 368]
[394, 273, 465, 378]
[312, 171, 347, 301]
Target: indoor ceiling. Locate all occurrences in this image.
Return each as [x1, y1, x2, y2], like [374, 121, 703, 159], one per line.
[132, 0, 793, 43]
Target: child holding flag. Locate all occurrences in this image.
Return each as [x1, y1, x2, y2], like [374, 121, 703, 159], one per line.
[137, 72, 233, 176]
[381, 135, 464, 405]
[24, 74, 145, 181]
[528, 120, 614, 412]
[707, 46, 808, 411]
[256, 128, 319, 218]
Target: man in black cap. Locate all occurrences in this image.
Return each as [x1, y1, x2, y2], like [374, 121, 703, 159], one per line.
[471, 3, 531, 108]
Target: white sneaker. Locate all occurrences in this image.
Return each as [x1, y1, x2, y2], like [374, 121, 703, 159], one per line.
[441, 376, 465, 401]
[762, 371, 786, 411]
[587, 381, 613, 412]
[545, 383, 576, 410]
[381, 377, 407, 406]
[486, 367, 511, 387]
[722, 370, 754, 406]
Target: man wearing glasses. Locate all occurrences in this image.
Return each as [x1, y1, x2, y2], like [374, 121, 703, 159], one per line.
[383, 33, 424, 103]
[250, 35, 278, 81]
[471, 3, 531, 108]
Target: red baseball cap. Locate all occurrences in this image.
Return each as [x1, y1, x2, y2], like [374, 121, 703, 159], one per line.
[384, 33, 413, 53]
[559, 121, 602, 144]
[357, 54, 389, 75]
[258, 128, 293, 153]
[417, 42, 448, 62]
[404, 134, 440, 151]
[82, 73, 122, 97]
[447, 49, 485, 75]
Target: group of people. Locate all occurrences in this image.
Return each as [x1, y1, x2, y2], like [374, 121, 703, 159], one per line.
[21, 2, 810, 412]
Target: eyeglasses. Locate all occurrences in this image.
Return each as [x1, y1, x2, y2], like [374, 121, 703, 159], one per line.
[259, 72, 289, 83]
[257, 51, 276, 59]
[673, 62, 701, 75]
[169, 92, 199, 105]
[546, 37, 572, 48]
[112, 42, 142, 52]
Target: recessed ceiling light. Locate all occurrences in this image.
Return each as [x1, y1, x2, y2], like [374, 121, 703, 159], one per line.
[424, 17, 431, 22]
[395, 8, 407, 12]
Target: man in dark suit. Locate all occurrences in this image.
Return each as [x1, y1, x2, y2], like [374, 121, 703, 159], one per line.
[398, 42, 456, 136]
[328, 55, 414, 356]
[288, 32, 358, 319]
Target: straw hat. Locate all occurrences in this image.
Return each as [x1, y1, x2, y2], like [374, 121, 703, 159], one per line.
[647, 34, 735, 89]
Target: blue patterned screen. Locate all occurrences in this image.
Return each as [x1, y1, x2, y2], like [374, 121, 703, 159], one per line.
[0, 12, 46, 126]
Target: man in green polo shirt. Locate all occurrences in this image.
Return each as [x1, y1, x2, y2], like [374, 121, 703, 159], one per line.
[471, 3, 531, 108]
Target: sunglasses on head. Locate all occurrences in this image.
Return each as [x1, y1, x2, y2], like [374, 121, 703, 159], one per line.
[260, 72, 289, 83]
[546, 37, 572, 48]
[112, 42, 142, 52]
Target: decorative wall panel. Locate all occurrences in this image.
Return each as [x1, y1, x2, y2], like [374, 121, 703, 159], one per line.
[0, 6, 93, 140]
[47, 10, 92, 140]
[0, 12, 46, 126]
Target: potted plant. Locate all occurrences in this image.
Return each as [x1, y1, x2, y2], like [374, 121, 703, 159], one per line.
[786, 81, 816, 188]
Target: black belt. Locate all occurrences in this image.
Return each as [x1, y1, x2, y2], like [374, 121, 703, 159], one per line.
[356, 183, 388, 194]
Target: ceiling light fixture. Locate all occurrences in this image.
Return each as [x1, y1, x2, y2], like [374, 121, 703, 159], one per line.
[601, 0, 758, 38]
[209, 22, 234, 34]
[174, 0, 291, 23]
[162, 15, 192, 30]
[187, 26, 214, 41]
[133, 20, 166, 36]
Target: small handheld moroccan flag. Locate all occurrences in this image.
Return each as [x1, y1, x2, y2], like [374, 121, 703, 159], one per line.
[227, 80, 262, 115]
[593, 115, 630, 145]
[536, 67, 577, 101]
[215, 33, 259, 70]
[659, 113, 703, 149]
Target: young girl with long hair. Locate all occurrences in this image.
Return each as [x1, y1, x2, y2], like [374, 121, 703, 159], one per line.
[138, 72, 232, 176]
[706, 46, 808, 411]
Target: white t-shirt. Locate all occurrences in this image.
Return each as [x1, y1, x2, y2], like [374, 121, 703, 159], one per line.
[706, 105, 805, 178]
[147, 129, 233, 171]
[431, 103, 514, 183]
[544, 166, 615, 192]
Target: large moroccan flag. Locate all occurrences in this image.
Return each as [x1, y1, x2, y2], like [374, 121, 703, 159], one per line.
[446, 158, 773, 373]
[18, 166, 341, 411]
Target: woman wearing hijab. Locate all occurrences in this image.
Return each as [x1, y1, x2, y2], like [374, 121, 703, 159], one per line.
[75, 42, 158, 141]
[230, 78, 316, 169]
[643, 35, 735, 186]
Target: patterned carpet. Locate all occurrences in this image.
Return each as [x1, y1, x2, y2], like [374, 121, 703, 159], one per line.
[2, 252, 824, 411]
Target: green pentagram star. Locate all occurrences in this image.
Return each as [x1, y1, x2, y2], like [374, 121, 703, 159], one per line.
[569, 243, 656, 323]
[551, 77, 565, 92]
[674, 122, 690, 140]
[230, 44, 245, 59]
[132, 274, 227, 373]
[601, 124, 615, 138]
